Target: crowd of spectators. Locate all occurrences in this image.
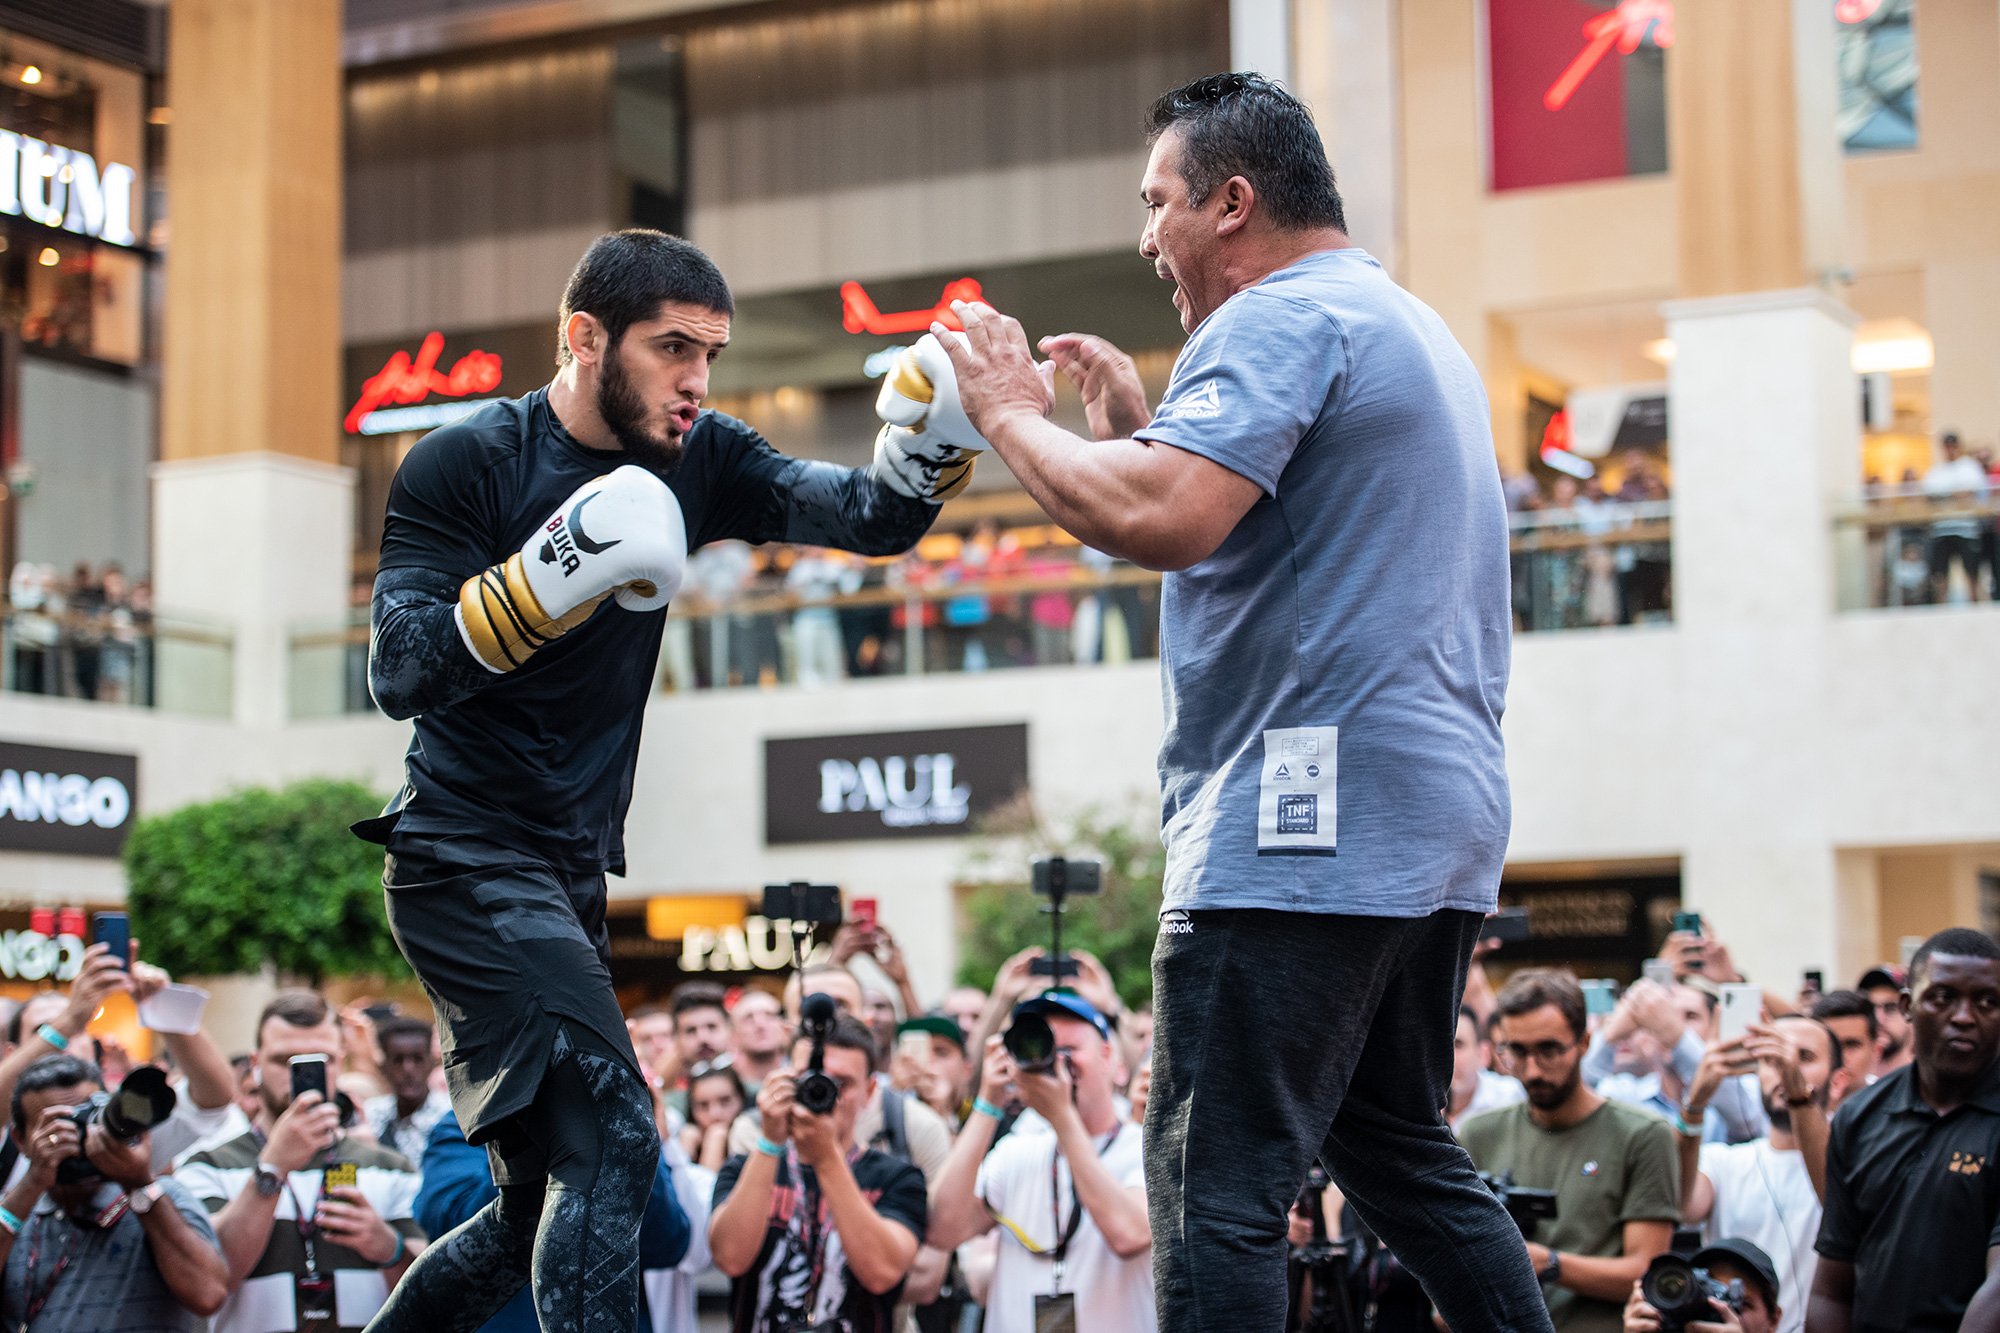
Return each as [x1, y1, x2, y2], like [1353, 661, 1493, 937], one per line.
[1502, 449, 1675, 631]
[0, 910, 1991, 1332]
[4, 562, 153, 704]
[662, 519, 1160, 689]
[1863, 431, 2000, 605]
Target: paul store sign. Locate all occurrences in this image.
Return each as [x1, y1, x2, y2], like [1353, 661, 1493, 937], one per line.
[0, 132, 139, 247]
[765, 724, 1029, 844]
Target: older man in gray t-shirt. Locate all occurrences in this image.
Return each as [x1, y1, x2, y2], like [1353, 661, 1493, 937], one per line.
[936, 73, 1542, 1333]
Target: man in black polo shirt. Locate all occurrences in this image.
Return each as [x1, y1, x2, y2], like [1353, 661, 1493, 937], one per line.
[1808, 927, 2000, 1332]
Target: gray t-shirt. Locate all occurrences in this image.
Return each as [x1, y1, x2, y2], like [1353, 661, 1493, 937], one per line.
[0, 1176, 221, 1332]
[1139, 248, 1511, 916]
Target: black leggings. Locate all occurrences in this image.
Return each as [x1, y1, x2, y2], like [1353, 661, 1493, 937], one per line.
[365, 1024, 658, 1333]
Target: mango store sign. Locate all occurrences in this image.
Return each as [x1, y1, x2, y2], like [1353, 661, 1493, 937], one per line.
[0, 132, 138, 247]
[0, 742, 138, 857]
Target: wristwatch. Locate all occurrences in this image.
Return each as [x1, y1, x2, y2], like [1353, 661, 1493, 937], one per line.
[253, 1161, 283, 1199]
[1539, 1251, 1563, 1286]
[128, 1182, 167, 1216]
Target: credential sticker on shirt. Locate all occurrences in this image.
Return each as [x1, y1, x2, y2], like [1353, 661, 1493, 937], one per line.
[1257, 726, 1337, 854]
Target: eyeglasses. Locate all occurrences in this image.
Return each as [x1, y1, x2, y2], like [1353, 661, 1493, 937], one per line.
[1499, 1039, 1580, 1068]
[687, 1055, 736, 1079]
[1871, 1000, 1902, 1015]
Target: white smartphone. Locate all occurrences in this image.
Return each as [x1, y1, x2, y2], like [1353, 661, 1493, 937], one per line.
[1642, 959, 1676, 990]
[1718, 983, 1763, 1043]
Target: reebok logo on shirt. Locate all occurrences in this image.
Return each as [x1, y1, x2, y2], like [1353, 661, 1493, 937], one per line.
[1159, 381, 1221, 421]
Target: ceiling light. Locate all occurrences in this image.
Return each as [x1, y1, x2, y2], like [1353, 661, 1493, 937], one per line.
[148, 107, 171, 126]
[19, 65, 41, 86]
[1642, 338, 1675, 364]
[37, 247, 58, 267]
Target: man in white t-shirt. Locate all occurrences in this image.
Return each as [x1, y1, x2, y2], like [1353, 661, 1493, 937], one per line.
[1925, 432, 1990, 602]
[928, 992, 1153, 1333]
[1675, 1014, 1847, 1333]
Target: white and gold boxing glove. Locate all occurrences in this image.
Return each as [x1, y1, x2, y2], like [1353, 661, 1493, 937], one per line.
[456, 465, 688, 673]
[868, 424, 976, 504]
[874, 332, 990, 453]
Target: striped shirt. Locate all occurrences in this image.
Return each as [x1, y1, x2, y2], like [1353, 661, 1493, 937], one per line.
[176, 1130, 425, 1333]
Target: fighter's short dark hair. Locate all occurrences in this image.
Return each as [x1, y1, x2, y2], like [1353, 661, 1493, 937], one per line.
[12, 1054, 101, 1131]
[1144, 72, 1346, 233]
[1494, 968, 1587, 1040]
[1910, 928, 2000, 988]
[557, 230, 733, 366]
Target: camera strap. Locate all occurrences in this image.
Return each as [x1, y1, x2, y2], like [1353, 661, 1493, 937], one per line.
[20, 1212, 87, 1326]
[783, 1142, 862, 1321]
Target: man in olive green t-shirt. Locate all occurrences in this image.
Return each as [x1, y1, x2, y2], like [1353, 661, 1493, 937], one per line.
[1459, 969, 1679, 1333]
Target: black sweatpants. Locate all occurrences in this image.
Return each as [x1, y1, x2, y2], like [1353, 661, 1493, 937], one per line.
[1146, 908, 1553, 1333]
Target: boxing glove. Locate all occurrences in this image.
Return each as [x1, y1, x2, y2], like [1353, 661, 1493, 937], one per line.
[869, 424, 977, 504]
[456, 465, 688, 673]
[874, 332, 990, 452]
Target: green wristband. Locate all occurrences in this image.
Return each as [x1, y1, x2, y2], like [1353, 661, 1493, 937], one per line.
[973, 1097, 1005, 1121]
[35, 1024, 67, 1052]
[754, 1134, 785, 1158]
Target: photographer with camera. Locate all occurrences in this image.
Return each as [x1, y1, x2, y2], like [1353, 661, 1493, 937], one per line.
[928, 992, 1153, 1333]
[0, 1053, 227, 1329]
[177, 992, 426, 1333]
[1622, 1239, 1782, 1333]
[1460, 970, 1680, 1332]
[709, 1006, 927, 1332]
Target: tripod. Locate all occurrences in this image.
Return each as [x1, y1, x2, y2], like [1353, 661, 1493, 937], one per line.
[1286, 1165, 1359, 1333]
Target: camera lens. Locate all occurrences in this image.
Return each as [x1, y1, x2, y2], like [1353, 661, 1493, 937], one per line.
[1003, 1013, 1055, 1071]
[795, 1069, 840, 1116]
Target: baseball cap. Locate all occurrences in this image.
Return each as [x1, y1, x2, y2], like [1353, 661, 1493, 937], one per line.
[1691, 1238, 1780, 1307]
[896, 1014, 966, 1053]
[1012, 989, 1112, 1041]
[1857, 964, 1906, 993]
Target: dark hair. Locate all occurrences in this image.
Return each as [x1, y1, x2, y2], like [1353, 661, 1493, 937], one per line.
[1811, 989, 1878, 1041]
[627, 1003, 670, 1024]
[1457, 1005, 1482, 1036]
[256, 991, 331, 1048]
[1494, 968, 1587, 1040]
[794, 1014, 879, 1076]
[1774, 1013, 1844, 1074]
[375, 1016, 434, 1056]
[556, 230, 733, 366]
[671, 983, 729, 1024]
[1910, 928, 2000, 988]
[1144, 72, 1346, 232]
[12, 1054, 101, 1131]
[687, 1062, 749, 1118]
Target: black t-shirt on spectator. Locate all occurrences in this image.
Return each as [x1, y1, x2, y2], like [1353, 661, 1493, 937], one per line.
[365, 389, 933, 873]
[713, 1149, 927, 1333]
[1815, 1056, 2000, 1332]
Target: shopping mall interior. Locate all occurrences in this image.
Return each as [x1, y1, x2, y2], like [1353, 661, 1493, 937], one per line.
[0, 0, 1990, 1045]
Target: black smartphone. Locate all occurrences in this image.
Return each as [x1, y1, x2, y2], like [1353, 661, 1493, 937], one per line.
[92, 912, 129, 971]
[289, 1053, 329, 1104]
[1031, 858, 1101, 898]
[1803, 969, 1825, 994]
[1479, 907, 1530, 945]
[762, 882, 843, 924]
[1029, 955, 1082, 978]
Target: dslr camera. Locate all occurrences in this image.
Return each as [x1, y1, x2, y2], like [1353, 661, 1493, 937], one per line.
[1641, 1254, 1744, 1331]
[1478, 1171, 1558, 1237]
[1002, 1007, 1057, 1074]
[793, 992, 842, 1116]
[58, 1065, 177, 1185]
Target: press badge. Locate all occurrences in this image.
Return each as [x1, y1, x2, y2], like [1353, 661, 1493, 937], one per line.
[1034, 1292, 1079, 1333]
[1258, 726, 1337, 853]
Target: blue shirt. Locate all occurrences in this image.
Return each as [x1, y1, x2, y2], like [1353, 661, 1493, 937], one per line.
[1139, 248, 1511, 916]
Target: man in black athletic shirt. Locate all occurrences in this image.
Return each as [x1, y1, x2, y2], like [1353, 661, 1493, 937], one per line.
[357, 230, 973, 1333]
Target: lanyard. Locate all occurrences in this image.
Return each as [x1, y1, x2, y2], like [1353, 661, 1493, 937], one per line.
[781, 1143, 861, 1322]
[987, 1124, 1124, 1293]
[20, 1211, 88, 1327]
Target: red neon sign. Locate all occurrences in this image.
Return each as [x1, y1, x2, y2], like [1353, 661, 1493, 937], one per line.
[840, 277, 984, 336]
[345, 331, 504, 434]
[1544, 0, 1674, 112]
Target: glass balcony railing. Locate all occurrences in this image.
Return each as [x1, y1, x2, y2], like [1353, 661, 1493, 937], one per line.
[0, 608, 234, 717]
[1834, 487, 1999, 611]
[1508, 501, 1674, 632]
